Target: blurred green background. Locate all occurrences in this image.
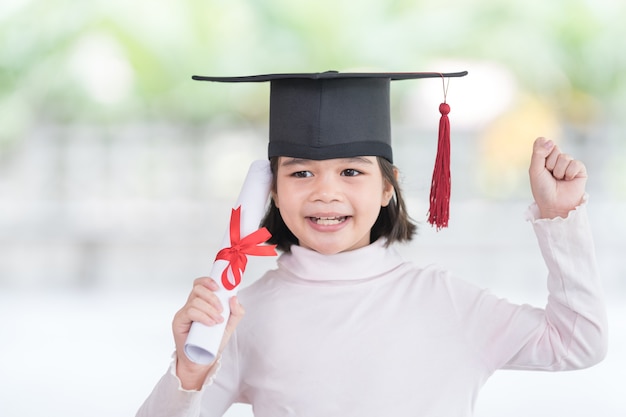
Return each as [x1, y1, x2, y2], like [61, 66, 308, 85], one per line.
[2, 0, 625, 126]
[1, 0, 625, 416]
[2, 0, 625, 205]
[0, 0, 626, 122]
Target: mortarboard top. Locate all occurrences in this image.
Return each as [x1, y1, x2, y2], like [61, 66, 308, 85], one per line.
[192, 71, 468, 82]
[192, 70, 469, 229]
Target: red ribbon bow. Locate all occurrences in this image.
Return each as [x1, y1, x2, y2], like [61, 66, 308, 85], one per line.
[215, 206, 277, 290]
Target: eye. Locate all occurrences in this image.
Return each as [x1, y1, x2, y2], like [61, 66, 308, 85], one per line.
[341, 168, 362, 177]
[291, 170, 312, 178]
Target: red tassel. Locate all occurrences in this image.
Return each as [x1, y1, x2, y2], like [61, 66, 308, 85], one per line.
[428, 102, 451, 230]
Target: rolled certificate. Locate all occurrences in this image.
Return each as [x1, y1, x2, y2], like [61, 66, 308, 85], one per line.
[184, 159, 275, 365]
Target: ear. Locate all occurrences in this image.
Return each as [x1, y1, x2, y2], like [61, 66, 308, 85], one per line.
[381, 168, 398, 207]
[271, 190, 280, 208]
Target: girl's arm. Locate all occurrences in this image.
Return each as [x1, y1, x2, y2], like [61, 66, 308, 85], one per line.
[490, 138, 608, 370]
[136, 277, 245, 417]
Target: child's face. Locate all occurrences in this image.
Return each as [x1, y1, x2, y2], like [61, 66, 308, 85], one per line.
[273, 156, 394, 255]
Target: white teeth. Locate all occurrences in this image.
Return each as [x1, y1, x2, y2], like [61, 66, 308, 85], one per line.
[313, 216, 346, 225]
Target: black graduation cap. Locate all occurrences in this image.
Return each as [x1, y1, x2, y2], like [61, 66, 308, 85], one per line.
[192, 70, 468, 229]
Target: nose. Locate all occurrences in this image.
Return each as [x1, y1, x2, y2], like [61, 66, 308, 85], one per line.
[310, 172, 342, 203]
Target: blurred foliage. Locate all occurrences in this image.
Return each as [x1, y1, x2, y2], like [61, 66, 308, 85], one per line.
[1, 0, 625, 139]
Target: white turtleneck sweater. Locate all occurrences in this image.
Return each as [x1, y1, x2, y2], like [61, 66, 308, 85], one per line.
[137, 201, 607, 417]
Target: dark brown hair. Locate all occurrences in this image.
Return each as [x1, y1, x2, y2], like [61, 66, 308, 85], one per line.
[260, 156, 417, 252]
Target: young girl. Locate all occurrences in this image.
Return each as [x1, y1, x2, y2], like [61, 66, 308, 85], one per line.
[137, 72, 608, 417]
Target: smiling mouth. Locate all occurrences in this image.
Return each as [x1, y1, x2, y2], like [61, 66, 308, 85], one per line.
[309, 216, 348, 225]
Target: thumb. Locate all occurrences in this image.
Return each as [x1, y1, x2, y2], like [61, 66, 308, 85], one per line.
[529, 137, 555, 177]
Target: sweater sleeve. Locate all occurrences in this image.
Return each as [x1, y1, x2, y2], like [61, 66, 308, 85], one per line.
[136, 333, 243, 417]
[135, 354, 219, 417]
[499, 196, 608, 370]
[450, 197, 608, 373]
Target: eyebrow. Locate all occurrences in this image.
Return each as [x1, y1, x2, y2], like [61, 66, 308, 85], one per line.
[280, 157, 374, 167]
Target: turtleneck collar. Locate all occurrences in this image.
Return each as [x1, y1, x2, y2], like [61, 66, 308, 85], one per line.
[276, 239, 406, 283]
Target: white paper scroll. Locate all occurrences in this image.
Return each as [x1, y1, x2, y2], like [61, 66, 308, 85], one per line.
[184, 159, 274, 365]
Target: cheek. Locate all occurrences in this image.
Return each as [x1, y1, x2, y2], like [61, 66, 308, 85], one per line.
[274, 182, 298, 212]
[274, 184, 291, 210]
[358, 193, 383, 219]
[273, 176, 289, 208]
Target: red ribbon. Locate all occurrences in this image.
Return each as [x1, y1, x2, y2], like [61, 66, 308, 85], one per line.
[215, 206, 277, 290]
